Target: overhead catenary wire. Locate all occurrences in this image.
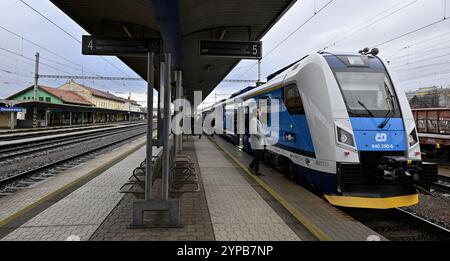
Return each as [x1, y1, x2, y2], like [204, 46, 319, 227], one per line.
[0, 23, 128, 91]
[322, 0, 418, 50]
[0, 24, 84, 69]
[392, 60, 450, 72]
[0, 46, 73, 75]
[387, 42, 450, 61]
[19, 0, 133, 78]
[374, 18, 449, 47]
[264, 0, 335, 59]
[0, 28, 138, 93]
[0, 45, 118, 91]
[237, 0, 335, 79]
[0, 68, 33, 78]
[383, 29, 450, 59]
[0, 25, 113, 91]
[391, 51, 450, 68]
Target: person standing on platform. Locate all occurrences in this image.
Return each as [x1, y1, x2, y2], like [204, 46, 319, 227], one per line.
[249, 109, 265, 176]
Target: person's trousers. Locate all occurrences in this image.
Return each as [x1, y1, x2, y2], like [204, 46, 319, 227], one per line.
[249, 149, 264, 173]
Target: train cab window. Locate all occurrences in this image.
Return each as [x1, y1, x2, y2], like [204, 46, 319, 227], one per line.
[283, 85, 304, 114]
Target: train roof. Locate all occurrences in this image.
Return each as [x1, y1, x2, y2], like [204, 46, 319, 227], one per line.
[201, 51, 385, 112]
[230, 86, 257, 99]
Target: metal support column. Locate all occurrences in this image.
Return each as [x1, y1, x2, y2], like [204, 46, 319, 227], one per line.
[145, 52, 154, 201]
[257, 59, 261, 82]
[69, 111, 72, 126]
[81, 112, 84, 125]
[162, 53, 171, 201]
[32, 107, 37, 128]
[175, 70, 182, 153]
[32, 52, 40, 129]
[131, 52, 180, 228]
[158, 62, 164, 147]
[33, 52, 40, 101]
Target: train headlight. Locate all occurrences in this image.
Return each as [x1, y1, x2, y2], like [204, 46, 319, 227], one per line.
[408, 129, 418, 147]
[337, 127, 355, 147]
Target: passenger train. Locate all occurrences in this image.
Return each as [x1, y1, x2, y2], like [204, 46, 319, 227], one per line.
[203, 50, 437, 209]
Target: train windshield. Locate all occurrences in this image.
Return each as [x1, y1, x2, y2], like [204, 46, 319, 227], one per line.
[335, 71, 401, 118]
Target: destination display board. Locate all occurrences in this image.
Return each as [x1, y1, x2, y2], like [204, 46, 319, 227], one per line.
[82, 36, 161, 56]
[199, 40, 262, 59]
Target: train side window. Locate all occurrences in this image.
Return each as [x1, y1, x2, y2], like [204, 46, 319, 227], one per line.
[259, 96, 271, 125]
[283, 85, 304, 114]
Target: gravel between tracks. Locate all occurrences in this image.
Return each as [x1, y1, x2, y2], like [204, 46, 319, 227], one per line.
[401, 192, 450, 230]
[0, 126, 146, 180]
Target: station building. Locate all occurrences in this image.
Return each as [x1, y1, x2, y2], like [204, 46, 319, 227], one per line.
[1, 82, 145, 129]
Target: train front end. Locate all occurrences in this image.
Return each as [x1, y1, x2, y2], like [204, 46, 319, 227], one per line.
[323, 52, 438, 209]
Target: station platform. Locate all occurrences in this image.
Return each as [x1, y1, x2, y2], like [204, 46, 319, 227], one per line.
[0, 135, 384, 241]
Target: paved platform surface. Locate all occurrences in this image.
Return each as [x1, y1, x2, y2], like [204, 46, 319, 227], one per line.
[1, 143, 146, 241]
[90, 136, 215, 241]
[0, 136, 146, 230]
[209, 135, 385, 241]
[194, 137, 300, 241]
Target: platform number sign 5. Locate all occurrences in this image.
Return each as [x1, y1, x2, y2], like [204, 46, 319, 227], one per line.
[199, 40, 262, 59]
[252, 44, 258, 56]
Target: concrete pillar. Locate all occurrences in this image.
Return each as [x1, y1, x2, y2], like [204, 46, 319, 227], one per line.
[81, 112, 85, 125]
[45, 110, 48, 128]
[69, 111, 72, 126]
[9, 112, 14, 130]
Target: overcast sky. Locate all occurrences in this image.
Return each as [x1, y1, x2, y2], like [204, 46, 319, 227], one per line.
[0, 0, 449, 107]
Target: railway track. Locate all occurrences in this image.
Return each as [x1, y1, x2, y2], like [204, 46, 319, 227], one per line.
[433, 175, 450, 193]
[343, 207, 450, 241]
[0, 124, 145, 161]
[0, 124, 152, 195]
[0, 121, 144, 141]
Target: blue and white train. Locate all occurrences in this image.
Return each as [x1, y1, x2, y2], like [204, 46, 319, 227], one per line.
[204, 50, 437, 209]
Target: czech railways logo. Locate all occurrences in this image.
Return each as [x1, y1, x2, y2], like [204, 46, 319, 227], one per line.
[375, 133, 387, 142]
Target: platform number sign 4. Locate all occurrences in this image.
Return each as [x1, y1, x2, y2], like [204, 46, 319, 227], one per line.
[82, 35, 161, 56]
[87, 40, 94, 52]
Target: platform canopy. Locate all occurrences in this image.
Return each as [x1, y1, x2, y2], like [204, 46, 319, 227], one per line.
[50, 0, 297, 102]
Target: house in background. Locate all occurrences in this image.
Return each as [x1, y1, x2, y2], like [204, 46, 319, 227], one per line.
[6, 85, 94, 128]
[7, 85, 92, 106]
[59, 80, 127, 110]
